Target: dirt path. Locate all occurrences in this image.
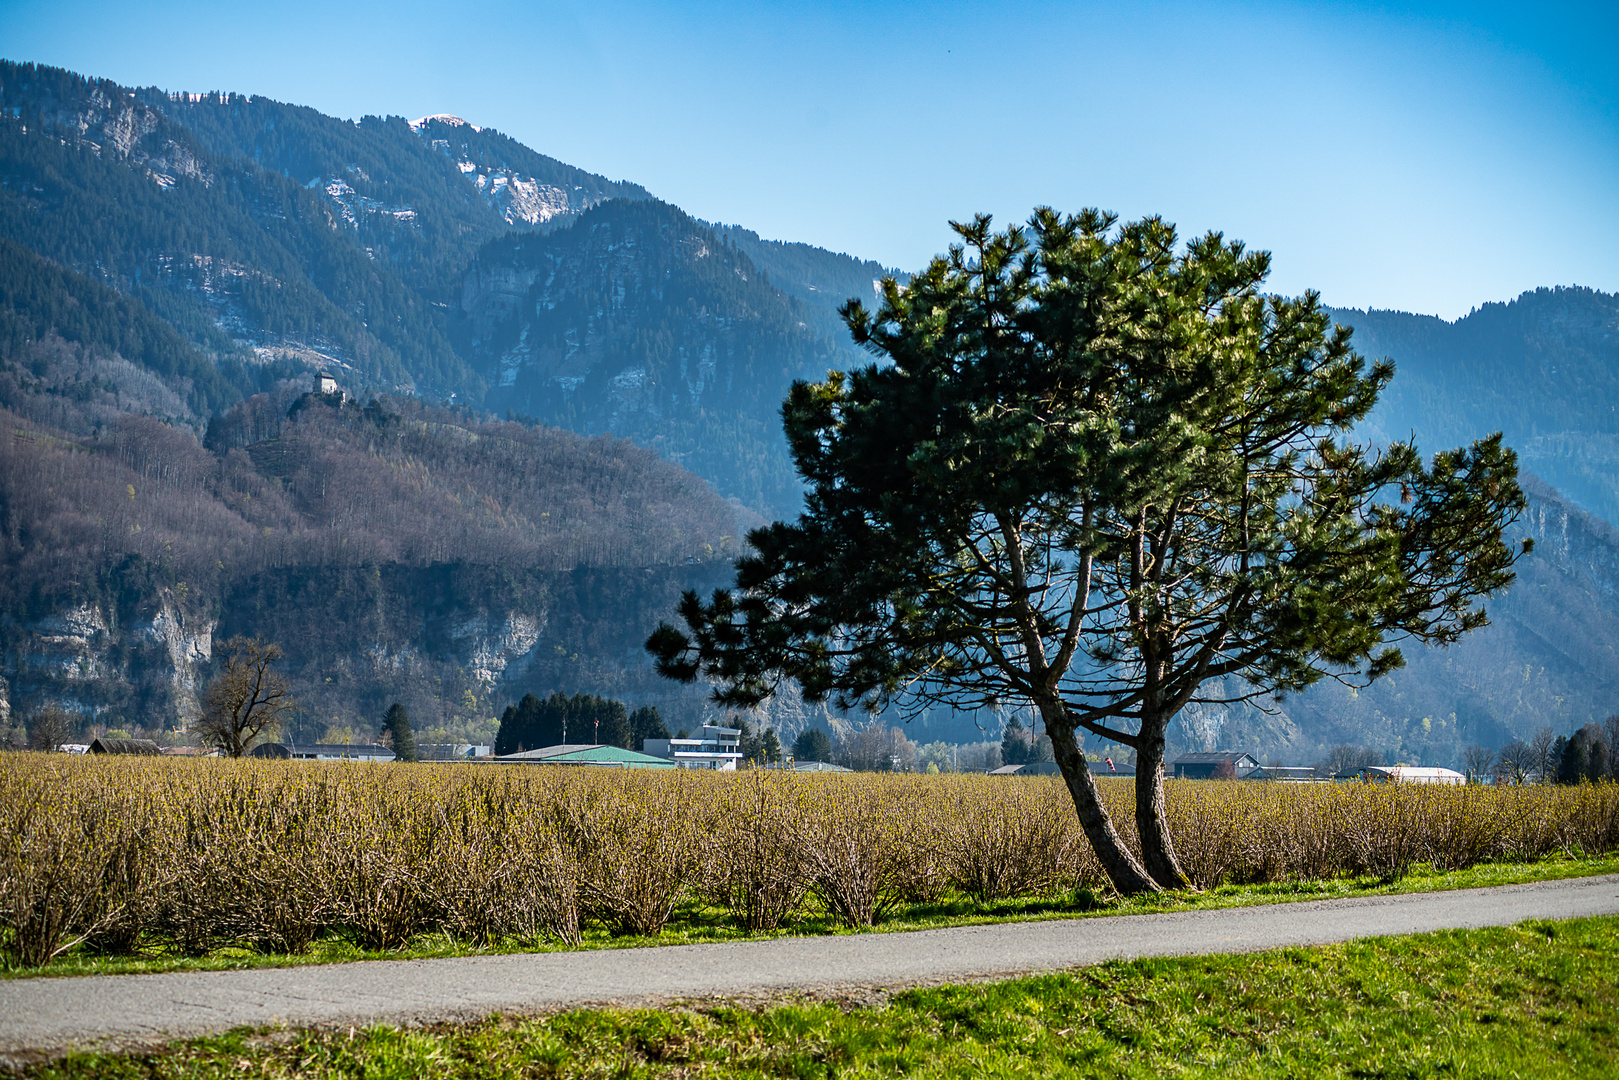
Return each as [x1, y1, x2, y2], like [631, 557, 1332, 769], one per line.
[3, 874, 1617, 1064]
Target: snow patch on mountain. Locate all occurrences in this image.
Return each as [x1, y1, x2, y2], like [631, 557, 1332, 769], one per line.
[409, 113, 482, 132]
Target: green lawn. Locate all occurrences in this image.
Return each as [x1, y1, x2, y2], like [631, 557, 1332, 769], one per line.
[11, 852, 1619, 981]
[27, 915, 1619, 1078]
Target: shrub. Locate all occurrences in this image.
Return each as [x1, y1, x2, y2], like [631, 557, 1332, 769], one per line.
[0, 756, 1614, 969]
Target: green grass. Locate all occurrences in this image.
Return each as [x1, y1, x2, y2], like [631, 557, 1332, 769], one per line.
[12, 852, 1619, 981]
[26, 915, 1619, 1078]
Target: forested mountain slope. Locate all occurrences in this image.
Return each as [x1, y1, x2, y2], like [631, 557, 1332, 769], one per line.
[1181, 473, 1619, 766]
[1334, 286, 1619, 526]
[0, 386, 747, 743]
[0, 60, 900, 516]
[456, 199, 864, 515]
[4, 57, 1618, 763]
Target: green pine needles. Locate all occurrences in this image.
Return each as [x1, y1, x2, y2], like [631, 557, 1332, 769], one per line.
[649, 208, 1529, 897]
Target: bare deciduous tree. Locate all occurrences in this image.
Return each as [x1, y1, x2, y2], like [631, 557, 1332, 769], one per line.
[26, 706, 75, 752]
[196, 637, 295, 757]
[1495, 740, 1533, 785]
[1316, 744, 1381, 778]
[1527, 726, 1558, 784]
[1462, 744, 1496, 782]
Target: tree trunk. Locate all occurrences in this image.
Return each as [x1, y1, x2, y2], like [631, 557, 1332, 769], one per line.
[1133, 716, 1191, 889]
[1045, 718, 1161, 896]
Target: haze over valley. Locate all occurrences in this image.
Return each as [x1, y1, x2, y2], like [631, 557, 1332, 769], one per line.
[2, 58, 1617, 767]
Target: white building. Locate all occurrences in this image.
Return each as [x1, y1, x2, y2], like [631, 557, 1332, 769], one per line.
[642, 723, 743, 770]
[1350, 765, 1466, 786]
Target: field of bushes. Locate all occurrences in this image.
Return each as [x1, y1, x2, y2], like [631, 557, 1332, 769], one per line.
[2, 756, 1617, 971]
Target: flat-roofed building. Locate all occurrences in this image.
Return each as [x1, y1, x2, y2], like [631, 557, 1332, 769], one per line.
[642, 724, 744, 770]
[1172, 751, 1262, 780]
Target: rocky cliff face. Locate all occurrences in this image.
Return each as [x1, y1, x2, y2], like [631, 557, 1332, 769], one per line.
[0, 386, 751, 745]
[411, 115, 606, 228]
[3, 591, 214, 732]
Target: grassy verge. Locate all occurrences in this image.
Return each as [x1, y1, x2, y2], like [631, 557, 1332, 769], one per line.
[12, 852, 1618, 981]
[26, 914, 1619, 1078]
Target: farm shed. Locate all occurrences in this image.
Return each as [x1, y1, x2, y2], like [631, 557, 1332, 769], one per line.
[249, 742, 397, 762]
[1247, 765, 1325, 782]
[1348, 765, 1466, 785]
[989, 761, 1062, 776]
[1172, 751, 1261, 780]
[87, 737, 161, 755]
[492, 744, 677, 769]
[416, 743, 493, 761]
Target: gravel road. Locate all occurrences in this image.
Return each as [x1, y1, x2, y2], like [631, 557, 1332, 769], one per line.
[3, 874, 1616, 1065]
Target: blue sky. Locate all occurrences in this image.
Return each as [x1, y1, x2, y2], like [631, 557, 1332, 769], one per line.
[3, 0, 1614, 318]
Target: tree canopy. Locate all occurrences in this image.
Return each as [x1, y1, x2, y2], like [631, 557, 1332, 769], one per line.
[649, 209, 1527, 895]
[494, 692, 668, 754]
[197, 636, 294, 757]
[381, 701, 417, 762]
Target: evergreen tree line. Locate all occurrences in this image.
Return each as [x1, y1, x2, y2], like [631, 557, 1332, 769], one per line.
[494, 692, 669, 755]
[1552, 719, 1619, 785]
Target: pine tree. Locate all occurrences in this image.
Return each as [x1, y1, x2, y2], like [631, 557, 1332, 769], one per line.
[381, 701, 416, 762]
[1001, 716, 1029, 767]
[650, 209, 1527, 895]
[1558, 723, 1610, 784]
[793, 727, 832, 763]
[628, 705, 670, 750]
[595, 699, 632, 749]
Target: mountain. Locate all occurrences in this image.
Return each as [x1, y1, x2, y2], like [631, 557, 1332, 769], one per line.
[0, 386, 751, 745]
[1333, 286, 1619, 526]
[1187, 473, 1619, 765]
[455, 199, 867, 515]
[0, 59, 899, 517]
[5, 56, 1619, 764]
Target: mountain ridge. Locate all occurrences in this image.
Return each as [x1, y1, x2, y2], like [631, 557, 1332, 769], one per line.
[3, 56, 1618, 764]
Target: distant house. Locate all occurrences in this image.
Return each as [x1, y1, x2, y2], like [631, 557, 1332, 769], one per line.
[1246, 765, 1324, 783]
[1172, 751, 1261, 780]
[1344, 765, 1465, 786]
[159, 746, 219, 757]
[249, 742, 396, 762]
[416, 743, 493, 761]
[88, 737, 161, 756]
[642, 724, 744, 770]
[1089, 759, 1137, 778]
[989, 761, 1062, 776]
[788, 760, 851, 773]
[315, 371, 339, 395]
[491, 743, 676, 769]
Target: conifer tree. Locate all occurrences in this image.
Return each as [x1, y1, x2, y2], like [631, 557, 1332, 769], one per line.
[381, 701, 416, 762]
[1001, 716, 1030, 767]
[628, 705, 670, 749]
[649, 209, 1528, 895]
[793, 727, 832, 763]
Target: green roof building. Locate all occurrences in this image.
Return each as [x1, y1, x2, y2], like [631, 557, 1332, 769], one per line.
[491, 743, 678, 769]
